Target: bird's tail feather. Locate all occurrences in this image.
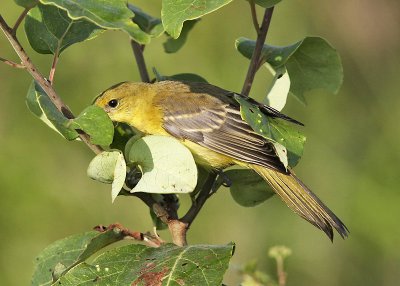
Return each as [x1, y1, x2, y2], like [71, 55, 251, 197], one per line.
[251, 164, 349, 240]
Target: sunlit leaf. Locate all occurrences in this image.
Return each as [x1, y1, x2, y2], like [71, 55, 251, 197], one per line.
[162, 0, 233, 38]
[235, 37, 343, 102]
[32, 229, 127, 286]
[68, 105, 114, 146]
[235, 95, 306, 167]
[87, 151, 126, 202]
[40, 0, 150, 44]
[25, 3, 103, 54]
[26, 81, 79, 140]
[226, 169, 274, 207]
[127, 135, 198, 194]
[265, 67, 290, 111]
[164, 19, 199, 53]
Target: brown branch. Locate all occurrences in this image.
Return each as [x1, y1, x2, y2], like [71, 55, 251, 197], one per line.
[130, 40, 150, 83]
[0, 14, 102, 154]
[0, 56, 25, 69]
[249, 0, 260, 33]
[12, 7, 30, 34]
[241, 7, 274, 97]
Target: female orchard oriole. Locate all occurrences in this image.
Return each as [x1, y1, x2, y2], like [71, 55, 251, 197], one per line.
[95, 80, 349, 240]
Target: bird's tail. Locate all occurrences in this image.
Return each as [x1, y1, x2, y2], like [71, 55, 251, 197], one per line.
[251, 164, 349, 240]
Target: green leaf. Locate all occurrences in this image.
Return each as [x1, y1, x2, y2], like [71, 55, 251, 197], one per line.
[57, 243, 235, 285]
[235, 37, 343, 102]
[128, 4, 164, 37]
[226, 169, 274, 207]
[251, 0, 282, 8]
[87, 151, 127, 202]
[127, 135, 198, 194]
[264, 67, 290, 111]
[32, 229, 127, 286]
[162, 0, 233, 38]
[110, 123, 136, 151]
[15, 0, 38, 8]
[26, 81, 79, 140]
[235, 95, 306, 167]
[68, 105, 114, 146]
[152, 68, 208, 83]
[25, 3, 103, 55]
[163, 19, 199, 53]
[40, 0, 150, 44]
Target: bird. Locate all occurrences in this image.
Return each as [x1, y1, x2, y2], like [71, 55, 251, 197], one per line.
[95, 80, 349, 240]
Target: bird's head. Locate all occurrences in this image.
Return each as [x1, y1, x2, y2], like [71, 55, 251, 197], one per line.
[94, 81, 151, 123]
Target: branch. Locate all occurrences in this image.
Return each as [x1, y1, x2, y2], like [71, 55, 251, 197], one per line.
[249, 0, 260, 33]
[0, 56, 25, 69]
[130, 40, 150, 83]
[48, 51, 60, 84]
[0, 14, 103, 154]
[241, 7, 274, 97]
[12, 7, 30, 34]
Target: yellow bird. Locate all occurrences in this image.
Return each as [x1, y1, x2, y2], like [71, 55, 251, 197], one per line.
[95, 80, 348, 240]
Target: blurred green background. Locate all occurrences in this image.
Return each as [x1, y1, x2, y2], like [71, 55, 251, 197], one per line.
[1, 0, 399, 285]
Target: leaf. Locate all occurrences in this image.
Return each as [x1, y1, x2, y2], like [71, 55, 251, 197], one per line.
[40, 0, 150, 44]
[152, 68, 208, 83]
[235, 37, 343, 102]
[87, 151, 126, 202]
[25, 3, 103, 55]
[235, 95, 306, 167]
[57, 243, 235, 285]
[26, 81, 79, 140]
[32, 229, 128, 286]
[265, 67, 290, 111]
[225, 169, 274, 207]
[68, 105, 114, 146]
[128, 4, 164, 37]
[251, 0, 282, 8]
[127, 135, 198, 194]
[14, 0, 38, 8]
[163, 19, 199, 53]
[162, 0, 233, 38]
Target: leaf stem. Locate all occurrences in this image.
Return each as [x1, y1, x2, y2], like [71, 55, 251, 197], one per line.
[241, 7, 274, 97]
[49, 52, 59, 84]
[0, 14, 103, 154]
[249, 0, 260, 34]
[130, 40, 150, 83]
[0, 56, 25, 69]
[12, 7, 30, 34]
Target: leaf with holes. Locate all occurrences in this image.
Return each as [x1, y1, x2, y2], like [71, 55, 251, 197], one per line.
[127, 135, 198, 194]
[25, 3, 103, 54]
[162, 0, 233, 38]
[57, 243, 235, 285]
[40, 0, 150, 44]
[32, 229, 128, 286]
[235, 95, 306, 167]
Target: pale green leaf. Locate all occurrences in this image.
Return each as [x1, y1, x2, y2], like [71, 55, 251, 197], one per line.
[57, 243, 235, 285]
[235, 95, 306, 167]
[163, 19, 199, 53]
[162, 0, 233, 38]
[226, 169, 274, 207]
[40, 0, 150, 44]
[26, 81, 79, 140]
[25, 3, 103, 54]
[127, 135, 198, 194]
[87, 151, 127, 202]
[68, 105, 114, 146]
[265, 67, 290, 111]
[32, 229, 127, 286]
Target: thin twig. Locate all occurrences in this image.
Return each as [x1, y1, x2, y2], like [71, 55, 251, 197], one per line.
[241, 7, 274, 97]
[276, 256, 287, 286]
[49, 52, 59, 84]
[249, 0, 260, 33]
[130, 40, 150, 82]
[0, 14, 103, 154]
[0, 57, 25, 69]
[12, 7, 30, 34]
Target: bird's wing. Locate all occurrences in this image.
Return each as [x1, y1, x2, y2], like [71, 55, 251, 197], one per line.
[157, 91, 287, 173]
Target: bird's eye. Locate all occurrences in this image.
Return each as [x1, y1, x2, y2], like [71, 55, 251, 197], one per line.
[108, 99, 119, 108]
